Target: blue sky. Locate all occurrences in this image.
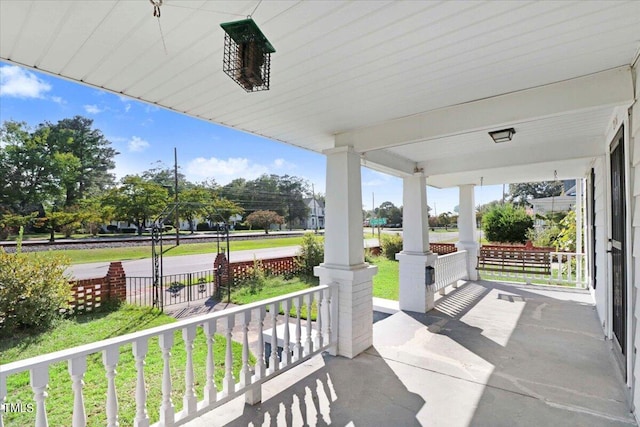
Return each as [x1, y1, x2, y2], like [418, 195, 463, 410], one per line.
[0, 62, 504, 213]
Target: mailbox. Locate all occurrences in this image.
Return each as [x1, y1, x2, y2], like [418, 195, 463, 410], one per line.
[425, 265, 435, 287]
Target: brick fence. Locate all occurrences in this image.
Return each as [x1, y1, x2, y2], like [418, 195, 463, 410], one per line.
[429, 243, 458, 255]
[69, 261, 126, 313]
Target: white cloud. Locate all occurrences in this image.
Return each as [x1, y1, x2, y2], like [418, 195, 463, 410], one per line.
[0, 65, 51, 98]
[51, 96, 66, 105]
[272, 158, 296, 170]
[186, 157, 270, 184]
[84, 104, 103, 114]
[124, 104, 131, 113]
[128, 136, 150, 152]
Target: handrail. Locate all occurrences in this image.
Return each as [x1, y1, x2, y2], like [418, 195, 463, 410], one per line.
[0, 283, 339, 427]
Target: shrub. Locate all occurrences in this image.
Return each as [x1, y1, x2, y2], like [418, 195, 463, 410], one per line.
[481, 203, 533, 244]
[296, 233, 324, 276]
[380, 233, 403, 260]
[196, 222, 210, 231]
[236, 258, 267, 294]
[0, 249, 71, 337]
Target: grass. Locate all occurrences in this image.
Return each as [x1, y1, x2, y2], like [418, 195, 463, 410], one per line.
[230, 276, 320, 320]
[369, 256, 399, 300]
[34, 236, 307, 264]
[0, 305, 250, 427]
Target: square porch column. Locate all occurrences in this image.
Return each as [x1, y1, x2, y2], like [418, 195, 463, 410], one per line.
[456, 184, 479, 281]
[396, 173, 437, 313]
[314, 146, 377, 359]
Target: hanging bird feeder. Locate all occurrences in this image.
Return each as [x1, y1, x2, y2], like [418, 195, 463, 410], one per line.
[220, 18, 275, 92]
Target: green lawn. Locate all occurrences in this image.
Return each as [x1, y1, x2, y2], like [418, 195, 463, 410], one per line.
[370, 256, 399, 300]
[0, 305, 249, 427]
[37, 236, 307, 264]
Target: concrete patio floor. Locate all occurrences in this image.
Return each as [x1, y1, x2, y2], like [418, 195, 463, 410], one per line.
[187, 280, 636, 426]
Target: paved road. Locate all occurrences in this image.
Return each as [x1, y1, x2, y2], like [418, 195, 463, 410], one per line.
[68, 233, 458, 279]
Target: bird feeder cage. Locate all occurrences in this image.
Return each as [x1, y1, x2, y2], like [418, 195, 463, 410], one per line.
[220, 18, 275, 92]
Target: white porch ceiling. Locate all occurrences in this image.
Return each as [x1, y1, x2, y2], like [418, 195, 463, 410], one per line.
[1, 0, 639, 186]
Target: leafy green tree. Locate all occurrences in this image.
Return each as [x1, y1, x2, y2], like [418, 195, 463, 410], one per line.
[376, 201, 402, 225]
[296, 233, 324, 276]
[245, 210, 284, 234]
[103, 176, 169, 235]
[508, 181, 563, 206]
[77, 197, 115, 236]
[0, 121, 62, 212]
[179, 186, 210, 233]
[140, 161, 193, 196]
[46, 116, 117, 206]
[482, 203, 533, 243]
[438, 212, 453, 230]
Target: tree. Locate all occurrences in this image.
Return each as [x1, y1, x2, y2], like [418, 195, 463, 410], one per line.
[140, 161, 193, 196]
[46, 116, 118, 206]
[103, 176, 169, 235]
[481, 203, 533, 243]
[77, 197, 115, 236]
[245, 210, 284, 234]
[438, 212, 453, 230]
[376, 201, 402, 225]
[508, 181, 563, 206]
[0, 121, 63, 212]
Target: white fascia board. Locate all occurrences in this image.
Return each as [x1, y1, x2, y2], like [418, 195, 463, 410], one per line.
[336, 66, 634, 152]
[360, 150, 417, 177]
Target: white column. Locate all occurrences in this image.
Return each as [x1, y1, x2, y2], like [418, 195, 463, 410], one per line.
[396, 173, 437, 313]
[314, 146, 377, 359]
[576, 178, 584, 287]
[456, 184, 479, 281]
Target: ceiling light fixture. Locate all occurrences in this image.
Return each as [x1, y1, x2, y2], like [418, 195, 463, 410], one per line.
[221, 18, 275, 92]
[488, 128, 516, 143]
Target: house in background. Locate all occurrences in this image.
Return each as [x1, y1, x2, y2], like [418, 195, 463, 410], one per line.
[530, 180, 577, 229]
[302, 197, 324, 230]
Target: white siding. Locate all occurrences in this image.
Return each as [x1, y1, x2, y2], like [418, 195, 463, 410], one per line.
[593, 156, 609, 327]
[630, 62, 640, 417]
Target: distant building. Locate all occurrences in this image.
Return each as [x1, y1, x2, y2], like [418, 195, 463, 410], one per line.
[530, 180, 576, 229]
[302, 197, 325, 230]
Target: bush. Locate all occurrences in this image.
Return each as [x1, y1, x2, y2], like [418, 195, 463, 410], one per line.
[0, 249, 71, 337]
[481, 203, 533, 244]
[380, 233, 403, 260]
[236, 258, 267, 294]
[296, 233, 324, 276]
[196, 222, 210, 231]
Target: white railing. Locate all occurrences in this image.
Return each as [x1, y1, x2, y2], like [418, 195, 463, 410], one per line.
[478, 252, 586, 288]
[434, 250, 468, 295]
[0, 284, 338, 427]
[550, 252, 586, 287]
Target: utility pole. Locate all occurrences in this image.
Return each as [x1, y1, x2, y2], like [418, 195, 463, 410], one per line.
[312, 183, 318, 234]
[174, 147, 180, 246]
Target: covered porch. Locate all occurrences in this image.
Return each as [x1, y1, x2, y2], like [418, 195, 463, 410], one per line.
[187, 280, 632, 427]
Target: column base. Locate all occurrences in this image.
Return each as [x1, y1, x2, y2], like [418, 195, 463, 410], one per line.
[396, 252, 438, 313]
[456, 241, 479, 281]
[314, 263, 378, 359]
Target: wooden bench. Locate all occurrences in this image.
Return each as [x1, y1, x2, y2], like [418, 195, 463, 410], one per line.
[476, 248, 551, 275]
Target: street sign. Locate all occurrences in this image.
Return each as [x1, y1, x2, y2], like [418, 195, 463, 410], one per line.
[369, 218, 387, 226]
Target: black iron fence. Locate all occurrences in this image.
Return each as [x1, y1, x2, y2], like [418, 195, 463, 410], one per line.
[127, 269, 217, 308]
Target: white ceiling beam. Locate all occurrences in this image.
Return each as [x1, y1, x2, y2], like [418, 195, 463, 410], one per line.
[418, 137, 602, 177]
[360, 150, 417, 177]
[335, 66, 634, 152]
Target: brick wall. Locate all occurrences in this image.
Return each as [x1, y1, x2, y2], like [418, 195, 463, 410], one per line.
[68, 261, 126, 313]
[429, 243, 458, 255]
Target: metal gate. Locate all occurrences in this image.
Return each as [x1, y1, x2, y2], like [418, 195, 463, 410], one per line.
[127, 269, 217, 308]
[610, 127, 627, 360]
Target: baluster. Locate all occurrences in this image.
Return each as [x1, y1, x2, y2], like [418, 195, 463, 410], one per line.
[328, 282, 339, 356]
[132, 339, 150, 427]
[316, 290, 323, 349]
[294, 296, 303, 361]
[102, 346, 119, 427]
[182, 325, 197, 415]
[203, 320, 217, 404]
[282, 299, 291, 367]
[223, 316, 235, 396]
[0, 374, 6, 427]
[321, 288, 330, 348]
[254, 307, 266, 380]
[240, 311, 252, 387]
[305, 293, 313, 355]
[158, 332, 175, 425]
[30, 365, 49, 427]
[68, 356, 87, 427]
[269, 303, 279, 373]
